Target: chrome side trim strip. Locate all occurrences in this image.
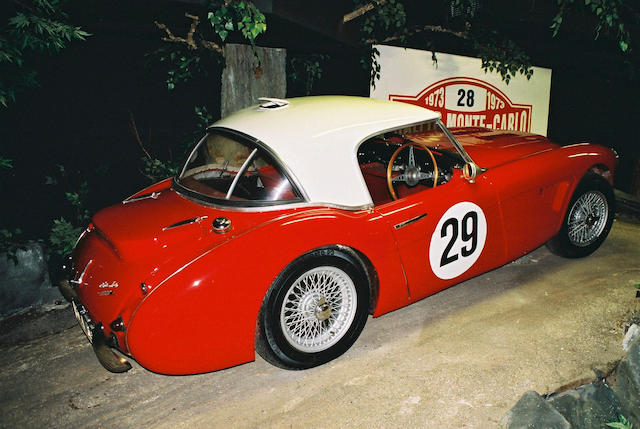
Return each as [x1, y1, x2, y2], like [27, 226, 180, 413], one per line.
[394, 213, 427, 230]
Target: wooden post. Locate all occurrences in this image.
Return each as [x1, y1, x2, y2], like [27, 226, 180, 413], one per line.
[221, 44, 286, 118]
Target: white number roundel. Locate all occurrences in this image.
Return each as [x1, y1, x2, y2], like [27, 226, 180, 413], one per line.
[429, 202, 487, 280]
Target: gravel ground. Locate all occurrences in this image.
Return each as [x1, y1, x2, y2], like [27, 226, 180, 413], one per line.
[1, 219, 639, 428]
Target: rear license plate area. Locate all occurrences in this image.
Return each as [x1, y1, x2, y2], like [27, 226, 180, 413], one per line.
[72, 300, 95, 344]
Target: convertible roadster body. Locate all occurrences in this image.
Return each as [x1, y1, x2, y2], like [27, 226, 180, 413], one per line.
[59, 96, 616, 374]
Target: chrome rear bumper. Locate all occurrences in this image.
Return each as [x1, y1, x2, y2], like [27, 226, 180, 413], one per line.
[58, 279, 132, 373]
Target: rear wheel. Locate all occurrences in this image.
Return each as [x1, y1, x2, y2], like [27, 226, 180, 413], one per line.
[256, 248, 370, 369]
[546, 172, 614, 258]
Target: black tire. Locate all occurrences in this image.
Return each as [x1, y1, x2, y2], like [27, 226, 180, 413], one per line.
[546, 172, 615, 258]
[255, 248, 370, 370]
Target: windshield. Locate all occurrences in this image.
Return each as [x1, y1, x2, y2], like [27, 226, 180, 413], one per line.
[394, 120, 467, 159]
[174, 129, 302, 206]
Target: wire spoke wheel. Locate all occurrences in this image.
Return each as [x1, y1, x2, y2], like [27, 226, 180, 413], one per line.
[546, 172, 614, 259]
[257, 249, 369, 369]
[279, 266, 357, 353]
[567, 190, 608, 247]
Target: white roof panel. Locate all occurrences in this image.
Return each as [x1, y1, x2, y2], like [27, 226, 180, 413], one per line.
[214, 96, 440, 208]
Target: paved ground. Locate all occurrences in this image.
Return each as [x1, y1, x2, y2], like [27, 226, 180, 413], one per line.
[1, 219, 639, 429]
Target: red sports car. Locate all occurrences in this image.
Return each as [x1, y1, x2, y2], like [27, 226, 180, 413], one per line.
[59, 96, 616, 375]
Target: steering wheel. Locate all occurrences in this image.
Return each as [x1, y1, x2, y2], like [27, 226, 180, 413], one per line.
[386, 142, 439, 200]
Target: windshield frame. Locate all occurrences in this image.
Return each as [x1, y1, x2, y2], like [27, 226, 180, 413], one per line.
[377, 119, 474, 165]
[172, 127, 306, 208]
[435, 119, 475, 165]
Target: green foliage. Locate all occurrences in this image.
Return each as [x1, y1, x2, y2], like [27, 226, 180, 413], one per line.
[0, 0, 89, 107]
[0, 228, 25, 265]
[362, 46, 381, 89]
[151, 1, 266, 91]
[357, 0, 408, 44]
[48, 218, 83, 258]
[140, 105, 214, 183]
[207, 1, 266, 46]
[207, 0, 266, 66]
[474, 34, 533, 84]
[194, 104, 214, 130]
[288, 54, 329, 96]
[606, 413, 633, 429]
[44, 163, 90, 259]
[148, 45, 215, 91]
[0, 156, 13, 169]
[141, 157, 180, 183]
[354, 0, 636, 86]
[552, 0, 633, 53]
[355, 0, 407, 88]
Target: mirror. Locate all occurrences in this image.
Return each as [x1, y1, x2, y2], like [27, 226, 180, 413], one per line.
[463, 162, 480, 183]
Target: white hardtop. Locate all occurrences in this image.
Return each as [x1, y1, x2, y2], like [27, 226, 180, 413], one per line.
[214, 96, 440, 208]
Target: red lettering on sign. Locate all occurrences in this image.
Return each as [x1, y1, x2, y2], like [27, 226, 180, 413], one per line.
[389, 77, 533, 132]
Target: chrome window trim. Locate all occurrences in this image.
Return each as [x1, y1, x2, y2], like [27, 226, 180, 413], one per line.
[172, 188, 373, 213]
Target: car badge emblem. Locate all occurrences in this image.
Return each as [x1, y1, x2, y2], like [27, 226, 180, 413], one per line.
[98, 281, 119, 288]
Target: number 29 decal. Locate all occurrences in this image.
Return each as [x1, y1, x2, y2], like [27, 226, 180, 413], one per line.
[429, 202, 487, 280]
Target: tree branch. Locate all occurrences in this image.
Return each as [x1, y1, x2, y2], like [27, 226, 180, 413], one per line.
[366, 24, 469, 44]
[128, 110, 152, 160]
[154, 13, 223, 54]
[343, 1, 386, 23]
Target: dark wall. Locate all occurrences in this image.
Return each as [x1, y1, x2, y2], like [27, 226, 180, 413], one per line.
[546, 53, 639, 192]
[1, 1, 637, 242]
[1, 1, 222, 238]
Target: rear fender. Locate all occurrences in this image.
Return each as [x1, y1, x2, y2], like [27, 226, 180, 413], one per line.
[125, 208, 407, 374]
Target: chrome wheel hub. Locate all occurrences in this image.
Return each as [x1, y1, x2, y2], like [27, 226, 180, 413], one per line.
[405, 166, 421, 186]
[568, 190, 608, 247]
[280, 266, 357, 353]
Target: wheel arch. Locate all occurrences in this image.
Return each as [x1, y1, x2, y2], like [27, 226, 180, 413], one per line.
[253, 242, 376, 369]
[588, 163, 614, 186]
[296, 244, 380, 315]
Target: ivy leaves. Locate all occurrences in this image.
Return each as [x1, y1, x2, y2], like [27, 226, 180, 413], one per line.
[0, 0, 89, 107]
[8, 12, 89, 53]
[358, 0, 408, 44]
[152, 1, 267, 91]
[551, 0, 633, 54]
[355, 0, 407, 87]
[474, 35, 534, 84]
[207, 1, 266, 47]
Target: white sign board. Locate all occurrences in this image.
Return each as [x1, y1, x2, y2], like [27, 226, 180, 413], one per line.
[370, 45, 552, 136]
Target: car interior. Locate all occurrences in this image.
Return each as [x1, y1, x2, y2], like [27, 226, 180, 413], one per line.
[358, 127, 463, 205]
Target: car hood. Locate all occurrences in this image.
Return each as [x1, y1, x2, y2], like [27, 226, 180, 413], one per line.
[453, 128, 559, 168]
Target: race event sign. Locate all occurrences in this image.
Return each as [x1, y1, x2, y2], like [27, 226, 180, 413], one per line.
[370, 45, 552, 136]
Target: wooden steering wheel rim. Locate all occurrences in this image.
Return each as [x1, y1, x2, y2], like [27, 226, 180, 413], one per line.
[386, 142, 439, 200]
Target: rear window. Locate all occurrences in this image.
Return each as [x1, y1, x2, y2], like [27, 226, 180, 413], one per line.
[175, 130, 302, 206]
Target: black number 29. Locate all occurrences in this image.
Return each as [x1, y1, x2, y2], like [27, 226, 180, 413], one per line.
[440, 211, 478, 267]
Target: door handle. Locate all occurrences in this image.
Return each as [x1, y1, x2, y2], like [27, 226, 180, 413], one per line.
[394, 213, 427, 230]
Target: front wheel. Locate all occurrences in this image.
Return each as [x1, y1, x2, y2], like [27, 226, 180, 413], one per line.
[546, 172, 615, 258]
[256, 249, 370, 369]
